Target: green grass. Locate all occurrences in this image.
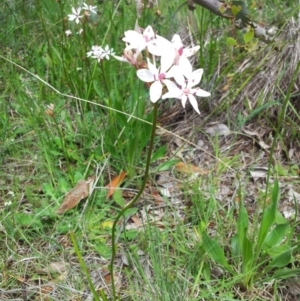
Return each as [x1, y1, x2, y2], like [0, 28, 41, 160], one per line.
[1, 0, 300, 300]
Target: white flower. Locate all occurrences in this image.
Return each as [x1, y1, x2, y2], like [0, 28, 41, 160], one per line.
[82, 3, 97, 15]
[87, 45, 102, 56]
[87, 46, 103, 62]
[8, 191, 15, 197]
[173, 35, 200, 79]
[77, 28, 84, 35]
[4, 201, 12, 207]
[87, 45, 115, 63]
[137, 52, 176, 103]
[65, 29, 72, 37]
[123, 25, 155, 54]
[172, 34, 200, 61]
[102, 45, 115, 60]
[148, 34, 175, 56]
[122, 25, 169, 57]
[160, 34, 200, 79]
[162, 69, 210, 114]
[153, 33, 200, 69]
[68, 7, 83, 24]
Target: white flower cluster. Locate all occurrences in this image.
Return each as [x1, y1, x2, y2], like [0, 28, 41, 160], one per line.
[87, 45, 115, 63]
[87, 25, 211, 114]
[65, 3, 97, 36]
[68, 3, 97, 23]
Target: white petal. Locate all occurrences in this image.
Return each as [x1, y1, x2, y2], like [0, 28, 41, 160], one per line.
[178, 56, 193, 78]
[181, 95, 188, 108]
[162, 81, 182, 99]
[137, 69, 154, 82]
[183, 46, 200, 57]
[148, 35, 173, 56]
[124, 43, 135, 51]
[135, 45, 146, 57]
[123, 30, 140, 42]
[162, 91, 175, 99]
[92, 46, 102, 52]
[157, 34, 173, 45]
[195, 88, 211, 97]
[123, 30, 144, 48]
[112, 54, 129, 63]
[167, 65, 185, 86]
[162, 80, 182, 99]
[65, 30, 72, 36]
[187, 69, 203, 88]
[172, 34, 183, 50]
[188, 94, 200, 114]
[163, 79, 179, 92]
[143, 25, 155, 40]
[160, 50, 175, 73]
[150, 81, 163, 103]
[146, 58, 158, 76]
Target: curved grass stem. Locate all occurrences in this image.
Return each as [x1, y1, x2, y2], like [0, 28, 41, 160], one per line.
[109, 102, 159, 300]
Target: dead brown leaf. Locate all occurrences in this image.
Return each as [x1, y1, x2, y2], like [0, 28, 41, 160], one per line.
[56, 176, 95, 214]
[130, 215, 143, 227]
[175, 162, 209, 175]
[106, 171, 127, 198]
[40, 285, 54, 300]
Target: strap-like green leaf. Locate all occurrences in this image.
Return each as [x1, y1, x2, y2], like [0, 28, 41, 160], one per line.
[263, 223, 290, 251]
[256, 180, 279, 252]
[202, 232, 233, 273]
[267, 249, 292, 270]
[242, 236, 253, 273]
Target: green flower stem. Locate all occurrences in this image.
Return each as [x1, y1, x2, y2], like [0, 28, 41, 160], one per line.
[110, 102, 159, 300]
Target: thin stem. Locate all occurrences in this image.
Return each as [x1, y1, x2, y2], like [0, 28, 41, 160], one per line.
[70, 232, 101, 301]
[264, 60, 300, 203]
[110, 102, 159, 300]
